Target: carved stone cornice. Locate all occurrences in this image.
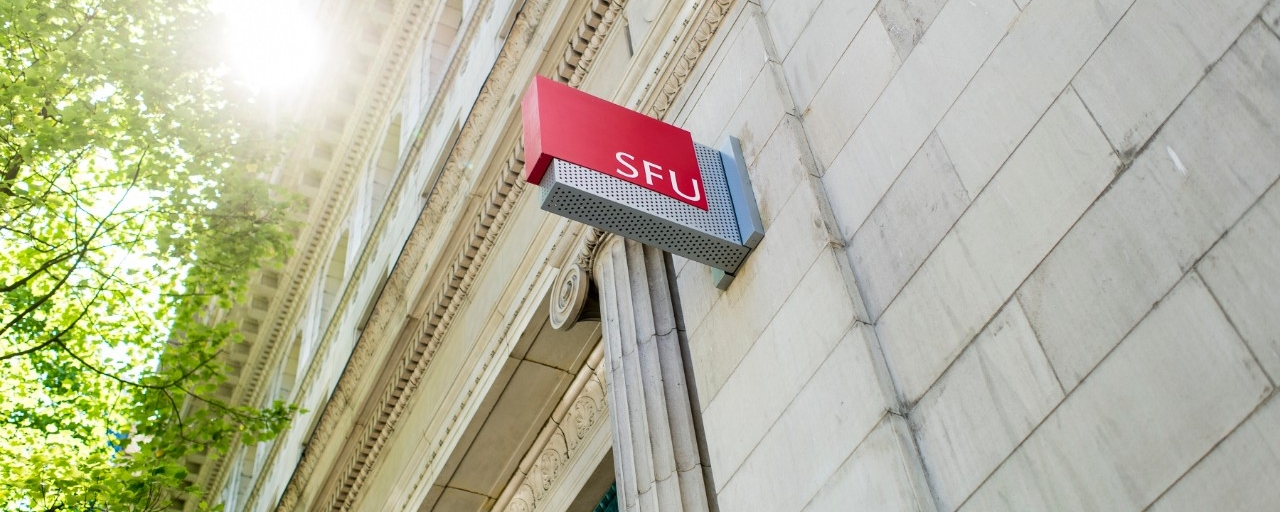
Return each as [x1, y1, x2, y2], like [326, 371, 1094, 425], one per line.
[310, 0, 627, 506]
[639, 0, 736, 120]
[270, 0, 587, 510]
[269, 0, 521, 506]
[271, 0, 740, 510]
[192, 0, 435, 507]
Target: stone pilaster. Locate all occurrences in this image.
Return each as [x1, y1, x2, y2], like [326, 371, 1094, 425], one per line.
[592, 236, 711, 512]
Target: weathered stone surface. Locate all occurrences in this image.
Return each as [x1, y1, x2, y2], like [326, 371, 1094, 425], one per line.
[1148, 395, 1280, 512]
[821, 0, 1017, 240]
[911, 298, 1063, 511]
[715, 326, 890, 507]
[763, 0, 823, 59]
[803, 416, 936, 512]
[681, 13, 771, 146]
[1073, 0, 1266, 154]
[847, 132, 969, 321]
[801, 14, 900, 168]
[715, 61, 790, 167]
[936, 0, 1135, 195]
[782, 0, 879, 111]
[876, 90, 1116, 403]
[1265, 0, 1280, 33]
[875, 0, 949, 60]
[673, 260, 719, 342]
[1198, 181, 1280, 382]
[701, 253, 860, 484]
[433, 487, 488, 511]
[960, 275, 1272, 511]
[688, 186, 830, 408]
[749, 115, 812, 227]
[1018, 24, 1280, 390]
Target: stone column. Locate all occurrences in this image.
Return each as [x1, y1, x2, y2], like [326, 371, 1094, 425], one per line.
[585, 236, 711, 512]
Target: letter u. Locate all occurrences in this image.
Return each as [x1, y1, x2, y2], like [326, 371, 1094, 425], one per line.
[670, 170, 702, 202]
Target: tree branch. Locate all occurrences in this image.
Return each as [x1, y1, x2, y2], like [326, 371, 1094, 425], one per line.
[0, 147, 148, 339]
[0, 248, 79, 293]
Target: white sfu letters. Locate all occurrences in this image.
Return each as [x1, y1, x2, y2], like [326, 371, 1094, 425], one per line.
[614, 151, 702, 203]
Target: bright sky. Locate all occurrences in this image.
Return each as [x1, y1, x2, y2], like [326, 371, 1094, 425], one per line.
[212, 0, 325, 94]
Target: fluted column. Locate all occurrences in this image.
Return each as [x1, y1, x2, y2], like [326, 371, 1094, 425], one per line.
[591, 236, 711, 512]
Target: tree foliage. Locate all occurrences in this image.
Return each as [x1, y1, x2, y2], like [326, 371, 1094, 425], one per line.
[0, 0, 297, 510]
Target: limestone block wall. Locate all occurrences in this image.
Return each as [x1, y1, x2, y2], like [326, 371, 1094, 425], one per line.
[670, 0, 1280, 510]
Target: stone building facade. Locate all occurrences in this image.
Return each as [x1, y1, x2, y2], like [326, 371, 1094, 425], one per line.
[199, 0, 1280, 511]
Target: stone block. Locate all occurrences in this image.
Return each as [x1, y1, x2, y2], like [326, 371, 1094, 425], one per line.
[432, 487, 487, 511]
[937, 0, 1135, 195]
[688, 185, 831, 408]
[1148, 395, 1280, 512]
[876, 90, 1116, 403]
[1265, 0, 1280, 34]
[680, 13, 771, 145]
[803, 415, 936, 512]
[911, 298, 1063, 511]
[847, 132, 969, 321]
[1073, 0, 1266, 154]
[1198, 182, 1280, 382]
[959, 274, 1272, 511]
[714, 326, 891, 507]
[875, 0, 949, 60]
[763, 0, 823, 59]
[673, 259, 719, 338]
[716, 61, 790, 167]
[702, 253, 861, 484]
[801, 14, 900, 168]
[670, 4, 751, 124]
[821, 0, 1017, 240]
[748, 115, 811, 226]
[1018, 24, 1280, 390]
[783, 0, 879, 111]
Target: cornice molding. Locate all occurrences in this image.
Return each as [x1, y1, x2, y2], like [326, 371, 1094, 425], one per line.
[313, 1, 621, 508]
[640, 0, 736, 120]
[301, 1, 631, 509]
[271, 0, 739, 510]
[193, 0, 432, 507]
[271, 0, 551, 509]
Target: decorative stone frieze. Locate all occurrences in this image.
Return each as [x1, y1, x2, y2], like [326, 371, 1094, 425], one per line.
[496, 344, 611, 512]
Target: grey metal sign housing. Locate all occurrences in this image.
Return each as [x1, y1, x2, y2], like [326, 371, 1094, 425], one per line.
[538, 137, 763, 287]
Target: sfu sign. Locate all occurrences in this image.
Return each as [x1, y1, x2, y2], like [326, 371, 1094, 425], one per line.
[521, 75, 764, 289]
[521, 76, 708, 210]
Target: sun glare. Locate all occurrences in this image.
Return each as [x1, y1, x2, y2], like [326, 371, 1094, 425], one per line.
[214, 0, 325, 94]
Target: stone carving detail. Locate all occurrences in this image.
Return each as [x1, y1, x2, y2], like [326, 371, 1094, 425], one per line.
[496, 355, 609, 512]
[575, 228, 609, 270]
[646, 0, 736, 120]
[550, 262, 590, 330]
[533, 432, 569, 499]
[568, 395, 598, 448]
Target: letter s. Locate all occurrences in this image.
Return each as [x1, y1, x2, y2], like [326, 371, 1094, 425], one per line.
[615, 152, 639, 178]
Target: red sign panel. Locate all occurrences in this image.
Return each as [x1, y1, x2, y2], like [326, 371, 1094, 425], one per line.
[521, 76, 708, 210]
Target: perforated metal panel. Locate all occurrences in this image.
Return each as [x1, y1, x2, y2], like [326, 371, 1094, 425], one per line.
[539, 143, 752, 273]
